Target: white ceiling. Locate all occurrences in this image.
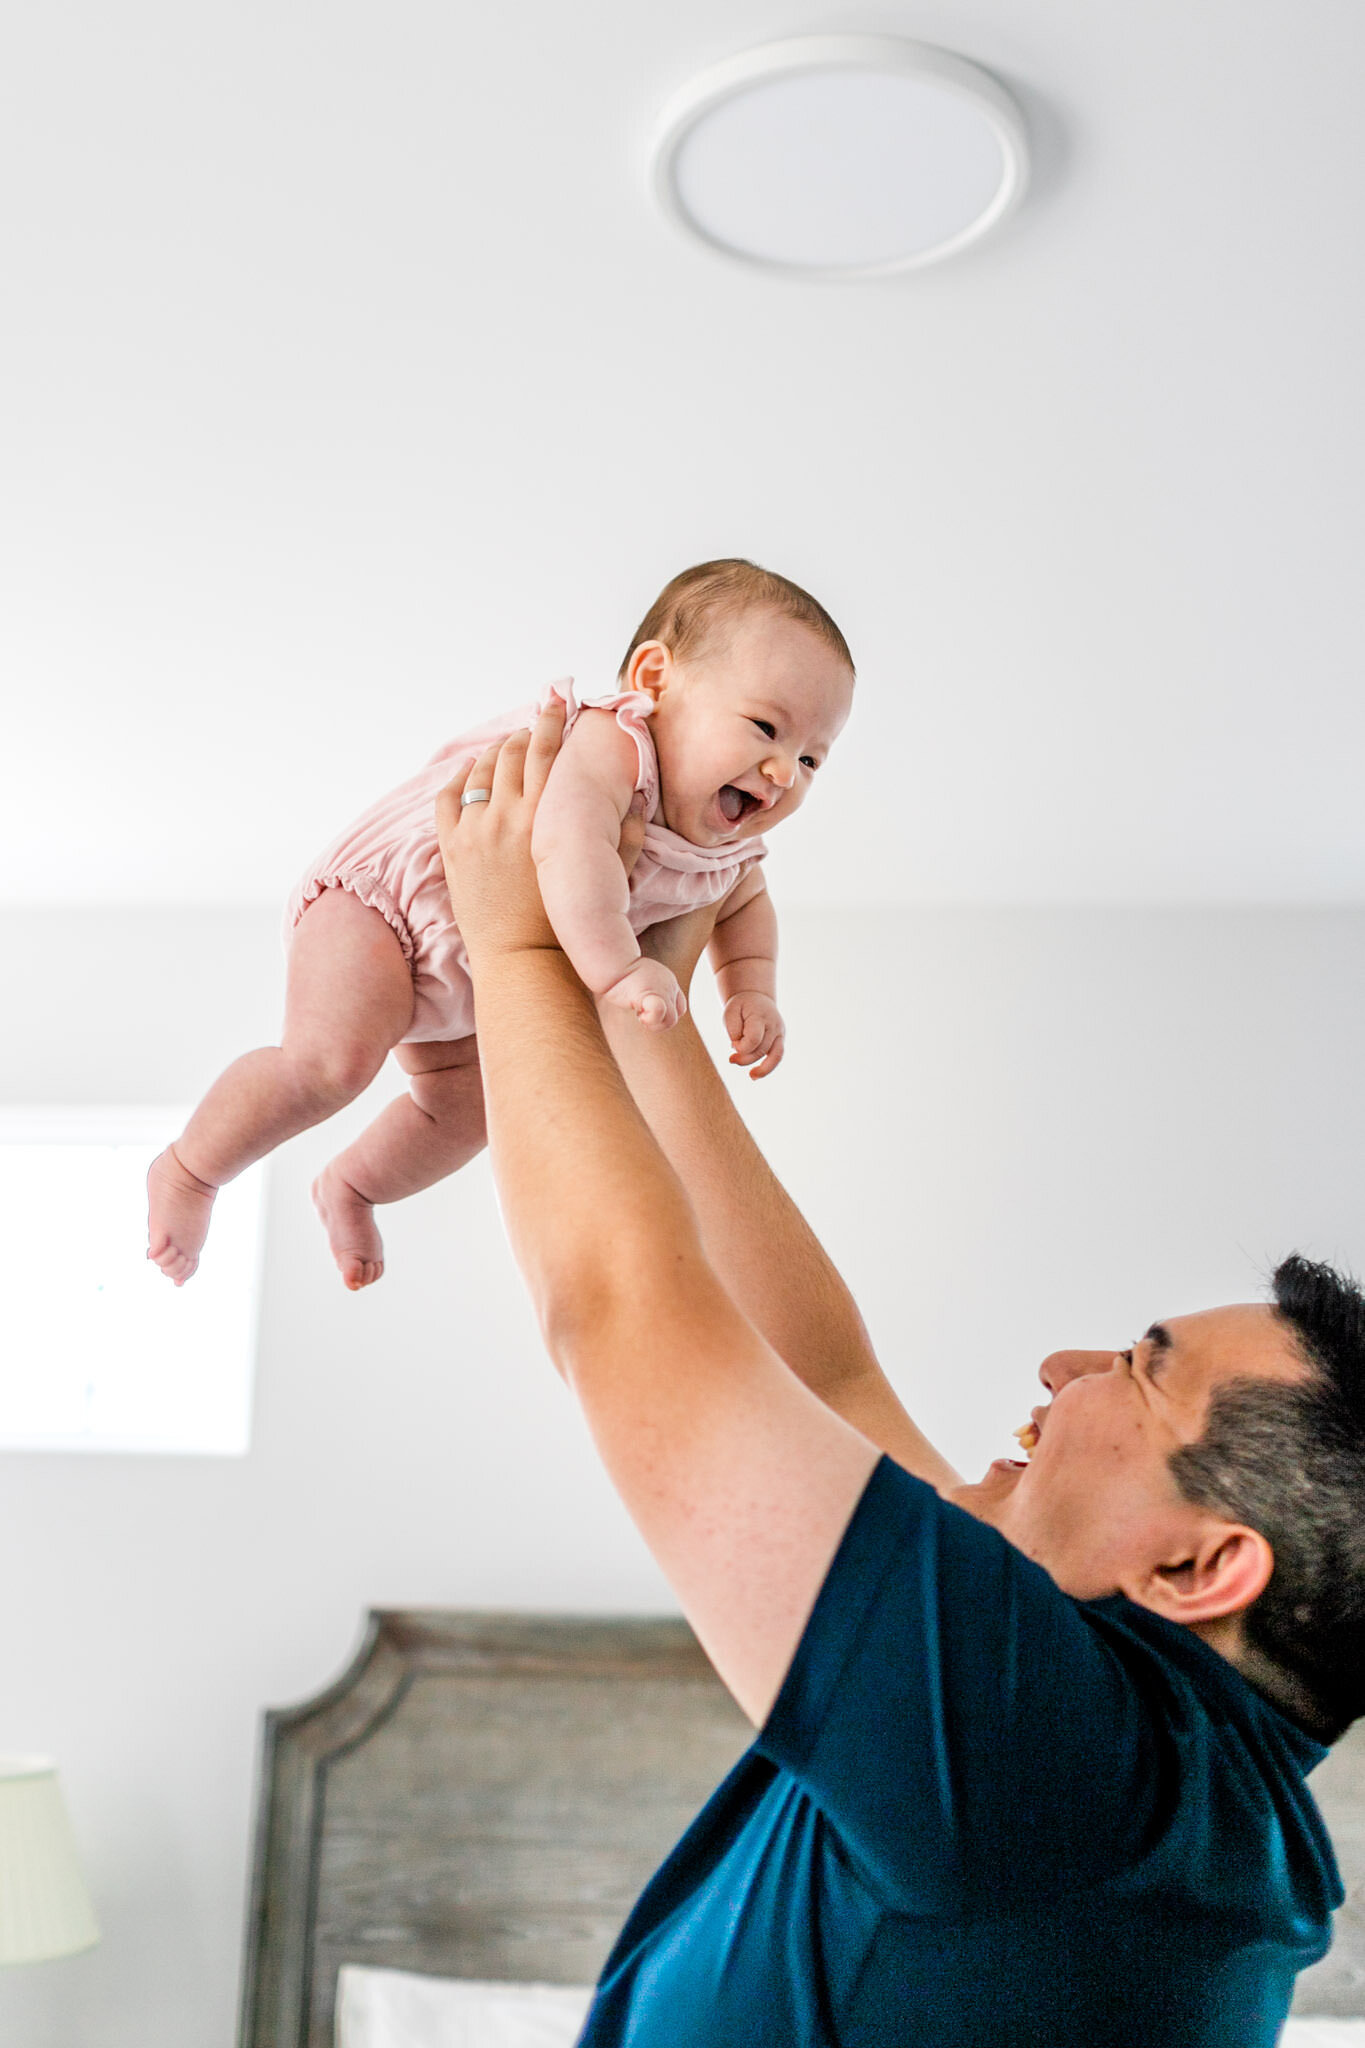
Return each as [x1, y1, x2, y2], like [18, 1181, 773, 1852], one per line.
[3, 1, 1362, 907]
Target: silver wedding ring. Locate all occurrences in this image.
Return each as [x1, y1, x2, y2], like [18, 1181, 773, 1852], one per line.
[460, 788, 492, 807]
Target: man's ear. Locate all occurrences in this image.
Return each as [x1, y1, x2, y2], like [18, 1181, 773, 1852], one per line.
[1139, 1519, 1275, 1627]
[625, 640, 671, 703]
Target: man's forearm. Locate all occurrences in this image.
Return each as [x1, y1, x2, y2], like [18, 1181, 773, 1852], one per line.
[438, 716, 904, 1726]
[470, 948, 708, 1364]
[599, 1003, 962, 1489]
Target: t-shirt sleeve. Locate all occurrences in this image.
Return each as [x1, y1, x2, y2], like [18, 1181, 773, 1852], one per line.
[758, 1457, 1164, 1913]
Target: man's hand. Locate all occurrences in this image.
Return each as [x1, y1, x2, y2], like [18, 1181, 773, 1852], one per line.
[723, 991, 785, 1078]
[436, 698, 566, 968]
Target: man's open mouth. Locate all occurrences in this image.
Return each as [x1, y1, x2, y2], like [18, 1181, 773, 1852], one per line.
[718, 785, 761, 825]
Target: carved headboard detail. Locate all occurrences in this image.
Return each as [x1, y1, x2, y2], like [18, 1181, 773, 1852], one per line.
[237, 1610, 751, 2048]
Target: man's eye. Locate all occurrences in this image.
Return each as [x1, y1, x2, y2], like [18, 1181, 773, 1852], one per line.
[752, 719, 776, 739]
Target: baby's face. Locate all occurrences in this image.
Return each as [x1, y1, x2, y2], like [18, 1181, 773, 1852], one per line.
[647, 611, 854, 848]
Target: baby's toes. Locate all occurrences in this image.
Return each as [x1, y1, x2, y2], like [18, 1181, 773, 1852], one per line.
[343, 1257, 384, 1291]
[147, 1236, 189, 1282]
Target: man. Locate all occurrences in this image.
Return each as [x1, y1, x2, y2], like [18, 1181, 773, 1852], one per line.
[436, 701, 1360, 2047]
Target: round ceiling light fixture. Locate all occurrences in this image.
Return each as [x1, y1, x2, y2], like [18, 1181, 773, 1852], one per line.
[649, 35, 1029, 281]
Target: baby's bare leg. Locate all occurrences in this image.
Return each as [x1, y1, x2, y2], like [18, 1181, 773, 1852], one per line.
[147, 890, 414, 1285]
[311, 1037, 485, 1290]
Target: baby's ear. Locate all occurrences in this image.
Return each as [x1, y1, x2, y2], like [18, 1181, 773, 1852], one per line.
[624, 639, 670, 703]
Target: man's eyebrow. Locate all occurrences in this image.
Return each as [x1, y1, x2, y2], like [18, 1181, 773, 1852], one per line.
[1143, 1323, 1174, 1357]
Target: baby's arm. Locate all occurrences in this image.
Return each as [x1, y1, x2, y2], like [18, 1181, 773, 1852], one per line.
[709, 871, 784, 1078]
[531, 709, 684, 1030]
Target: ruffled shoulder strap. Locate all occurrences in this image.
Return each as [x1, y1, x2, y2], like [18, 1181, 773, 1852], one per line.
[559, 683, 661, 819]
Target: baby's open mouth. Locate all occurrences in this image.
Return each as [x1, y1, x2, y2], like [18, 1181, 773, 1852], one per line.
[718, 785, 761, 825]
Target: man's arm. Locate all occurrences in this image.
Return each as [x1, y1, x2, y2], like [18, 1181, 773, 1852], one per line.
[438, 714, 882, 1728]
[599, 907, 961, 1494]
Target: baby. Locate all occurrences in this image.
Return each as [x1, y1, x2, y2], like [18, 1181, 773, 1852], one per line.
[147, 558, 855, 1289]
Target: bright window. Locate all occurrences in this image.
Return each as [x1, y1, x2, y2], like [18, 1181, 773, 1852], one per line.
[0, 1108, 263, 1454]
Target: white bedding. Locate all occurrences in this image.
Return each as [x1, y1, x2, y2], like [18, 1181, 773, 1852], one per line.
[335, 1968, 1365, 2048]
[335, 1968, 594, 2048]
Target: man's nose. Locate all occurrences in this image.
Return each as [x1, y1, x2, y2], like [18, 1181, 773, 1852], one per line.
[762, 753, 797, 790]
[1039, 1348, 1118, 1393]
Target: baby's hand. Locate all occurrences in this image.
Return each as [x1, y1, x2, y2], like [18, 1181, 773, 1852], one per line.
[723, 992, 785, 1078]
[605, 958, 687, 1032]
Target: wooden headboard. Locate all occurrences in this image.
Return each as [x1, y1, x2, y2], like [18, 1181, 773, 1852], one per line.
[236, 1610, 752, 2048]
[236, 1608, 1365, 2047]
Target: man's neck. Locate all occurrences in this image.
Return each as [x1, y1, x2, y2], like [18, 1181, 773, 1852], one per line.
[1191, 1614, 1334, 1739]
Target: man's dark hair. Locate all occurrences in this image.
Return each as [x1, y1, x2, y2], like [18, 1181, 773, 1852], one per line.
[1168, 1254, 1365, 1742]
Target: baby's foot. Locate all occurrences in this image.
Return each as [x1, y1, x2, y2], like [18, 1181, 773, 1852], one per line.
[312, 1163, 385, 1290]
[147, 1145, 217, 1286]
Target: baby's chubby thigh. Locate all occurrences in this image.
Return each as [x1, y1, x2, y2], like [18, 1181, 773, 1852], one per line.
[394, 1037, 480, 1077]
[393, 1035, 486, 1148]
[284, 886, 417, 1094]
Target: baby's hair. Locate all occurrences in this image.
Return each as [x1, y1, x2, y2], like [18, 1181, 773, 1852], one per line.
[618, 559, 855, 681]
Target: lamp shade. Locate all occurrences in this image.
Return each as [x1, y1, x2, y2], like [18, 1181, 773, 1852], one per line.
[0, 1757, 100, 1966]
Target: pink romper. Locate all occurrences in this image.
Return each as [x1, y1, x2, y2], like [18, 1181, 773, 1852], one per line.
[284, 681, 769, 1044]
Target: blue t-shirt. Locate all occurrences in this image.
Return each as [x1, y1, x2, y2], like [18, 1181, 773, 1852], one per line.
[579, 1457, 1342, 2047]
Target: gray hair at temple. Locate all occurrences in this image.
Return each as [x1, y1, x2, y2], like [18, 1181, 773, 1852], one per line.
[1169, 1253, 1365, 1742]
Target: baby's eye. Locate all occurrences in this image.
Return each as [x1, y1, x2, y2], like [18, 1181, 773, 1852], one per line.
[751, 719, 776, 739]
[800, 755, 818, 771]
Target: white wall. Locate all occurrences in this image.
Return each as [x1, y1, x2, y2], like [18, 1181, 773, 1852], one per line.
[2, 902, 1362, 2047]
